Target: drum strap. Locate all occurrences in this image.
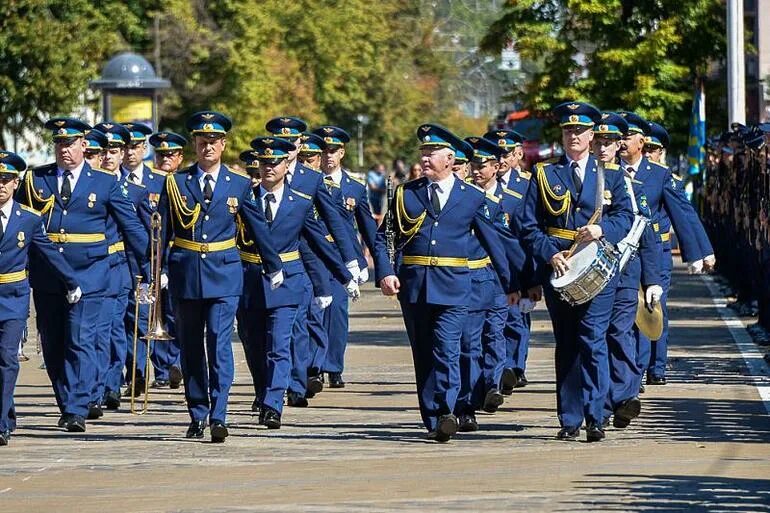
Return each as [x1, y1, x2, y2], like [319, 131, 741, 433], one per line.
[593, 161, 605, 222]
[623, 173, 640, 214]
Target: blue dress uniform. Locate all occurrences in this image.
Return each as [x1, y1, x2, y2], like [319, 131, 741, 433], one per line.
[617, 113, 712, 383]
[518, 103, 633, 440]
[157, 112, 283, 440]
[311, 126, 392, 384]
[484, 129, 535, 389]
[237, 137, 350, 425]
[0, 152, 80, 445]
[17, 118, 149, 430]
[376, 124, 511, 440]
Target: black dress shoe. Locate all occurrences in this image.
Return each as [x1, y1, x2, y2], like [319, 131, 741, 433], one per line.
[602, 416, 611, 428]
[328, 372, 345, 388]
[123, 377, 146, 397]
[556, 426, 580, 441]
[286, 391, 308, 407]
[251, 398, 261, 414]
[262, 408, 281, 429]
[87, 403, 103, 420]
[514, 369, 528, 388]
[647, 375, 667, 385]
[210, 421, 228, 443]
[185, 420, 206, 439]
[65, 415, 86, 433]
[436, 414, 458, 440]
[57, 414, 66, 428]
[613, 397, 641, 429]
[0, 430, 10, 446]
[458, 413, 479, 432]
[427, 430, 450, 443]
[151, 379, 169, 389]
[307, 375, 324, 395]
[169, 365, 183, 389]
[482, 388, 505, 413]
[586, 423, 605, 442]
[104, 390, 121, 410]
[501, 368, 517, 395]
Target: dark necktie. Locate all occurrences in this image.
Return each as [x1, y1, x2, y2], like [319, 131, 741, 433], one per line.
[0, 210, 5, 241]
[61, 170, 72, 204]
[626, 166, 635, 180]
[203, 174, 214, 203]
[129, 172, 139, 184]
[264, 193, 275, 223]
[430, 182, 442, 215]
[571, 161, 582, 194]
[324, 175, 334, 193]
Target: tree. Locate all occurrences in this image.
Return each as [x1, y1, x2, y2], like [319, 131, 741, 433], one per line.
[481, 0, 727, 150]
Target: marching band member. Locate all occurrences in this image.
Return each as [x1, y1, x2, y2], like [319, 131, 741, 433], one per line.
[17, 117, 149, 432]
[378, 124, 515, 442]
[157, 111, 283, 442]
[84, 130, 108, 169]
[519, 102, 633, 442]
[0, 151, 81, 446]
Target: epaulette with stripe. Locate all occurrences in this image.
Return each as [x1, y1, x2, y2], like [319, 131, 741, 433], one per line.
[228, 167, 250, 179]
[604, 162, 620, 171]
[503, 187, 523, 199]
[91, 167, 115, 176]
[151, 168, 167, 177]
[290, 189, 312, 201]
[326, 179, 340, 189]
[649, 160, 669, 171]
[518, 170, 532, 180]
[19, 204, 41, 216]
[672, 173, 684, 181]
[485, 192, 500, 204]
[347, 173, 366, 186]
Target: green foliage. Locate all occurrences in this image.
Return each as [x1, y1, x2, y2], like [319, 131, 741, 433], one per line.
[481, 0, 727, 150]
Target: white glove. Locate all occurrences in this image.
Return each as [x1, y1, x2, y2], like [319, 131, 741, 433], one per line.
[345, 260, 361, 282]
[160, 273, 169, 289]
[357, 266, 369, 284]
[66, 287, 82, 304]
[313, 296, 333, 309]
[645, 285, 663, 308]
[137, 283, 154, 304]
[703, 254, 716, 272]
[519, 297, 536, 314]
[269, 269, 284, 290]
[345, 279, 361, 301]
[687, 259, 704, 274]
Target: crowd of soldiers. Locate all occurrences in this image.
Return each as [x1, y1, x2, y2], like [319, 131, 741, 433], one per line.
[0, 103, 716, 447]
[701, 122, 770, 338]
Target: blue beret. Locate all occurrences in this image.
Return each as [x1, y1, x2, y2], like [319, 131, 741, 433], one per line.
[594, 112, 628, 138]
[45, 117, 91, 140]
[93, 122, 131, 147]
[313, 126, 351, 147]
[415, 123, 463, 151]
[453, 139, 474, 163]
[84, 130, 108, 152]
[249, 136, 296, 160]
[150, 131, 187, 152]
[464, 136, 506, 162]
[266, 117, 308, 139]
[482, 129, 524, 149]
[186, 111, 232, 136]
[299, 133, 324, 154]
[0, 150, 27, 176]
[239, 150, 261, 169]
[645, 122, 669, 148]
[123, 122, 152, 142]
[618, 111, 651, 135]
[553, 101, 601, 127]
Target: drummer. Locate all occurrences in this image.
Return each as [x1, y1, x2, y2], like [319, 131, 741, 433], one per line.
[518, 101, 633, 443]
[591, 113, 662, 429]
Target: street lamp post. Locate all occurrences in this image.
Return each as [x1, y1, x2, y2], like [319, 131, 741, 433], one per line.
[356, 114, 370, 171]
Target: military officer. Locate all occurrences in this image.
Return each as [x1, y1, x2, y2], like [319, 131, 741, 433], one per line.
[84, 130, 107, 169]
[297, 133, 323, 170]
[157, 111, 283, 442]
[519, 102, 633, 442]
[17, 117, 149, 432]
[0, 151, 82, 446]
[313, 125, 392, 388]
[378, 124, 515, 442]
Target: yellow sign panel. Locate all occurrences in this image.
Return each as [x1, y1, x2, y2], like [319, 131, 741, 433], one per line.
[111, 95, 152, 123]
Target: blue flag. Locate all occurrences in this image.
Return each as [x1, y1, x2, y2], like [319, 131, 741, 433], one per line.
[687, 82, 706, 175]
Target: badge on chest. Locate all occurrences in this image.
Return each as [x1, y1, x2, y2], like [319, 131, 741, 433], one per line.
[227, 197, 239, 214]
[345, 197, 356, 211]
[88, 193, 97, 208]
[603, 190, 612, 206]
[17, 231, 25, 248]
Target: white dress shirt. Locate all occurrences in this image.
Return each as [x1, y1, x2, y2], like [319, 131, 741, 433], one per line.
[427, 172, 456, 211]
[260, 183, 285, 218]
[57, 161, 85, 193]
[326, 168, 343, 186]
[286, 160, 298, 185]
[620, 157, 643, 178]
[566, 154, 591, 184]
[197, 164, 221, 194]
[0, 199, 13, 232]
[125, 163, 145, 185]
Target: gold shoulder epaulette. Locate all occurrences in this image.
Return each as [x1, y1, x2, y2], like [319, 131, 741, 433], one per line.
[228, 167, 250, 179]
[604, 162, 620, 170]
[151, 168, 167, 177]
[291, 189, 312, 201]
[464, 176, 473, 184]
[518, 170, 532, 180]
[535, 162, 546, 173]
[544, 157, 558, 164]
[503, 187, 523, 199]
[348, 174, 366, 186]
[326, 180, 340, 189]
[672, 173, 683, 181]
[19, 204, 41, 216]
[648, 160, 669, 171]
[485, 192, 500, 204]
[91, 167, 115, 176]
[465, 181, 485, 195]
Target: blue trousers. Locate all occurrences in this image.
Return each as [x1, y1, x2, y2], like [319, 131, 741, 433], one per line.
[289, 278, 312, 395]
[457, 307, 484, 415]
[323, 279, 349, 374]
[401, 300, 468, 432]
[175, 296, 239, 423]
[239, 305, 299, 414]
[544, 273, 617, 429]
[482, 295, 508, 392]
[504, 304, 531, 371]
[0, 319, 25, 432]
[34, 291, 101, 417]
[308, 300, 329, 376]
[605, 286, 640, 419]
[648, 246, 673, 378]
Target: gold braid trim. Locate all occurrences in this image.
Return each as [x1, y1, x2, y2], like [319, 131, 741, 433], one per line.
[165, 174, 200, 237]
[235, 213, 255, 248]
[23, 171, 55, 215]
[395, 184, 426, 246]
[536, 163, 571, 216]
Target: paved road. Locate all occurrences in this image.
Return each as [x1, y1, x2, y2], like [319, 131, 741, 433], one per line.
[1, 263, 769, 512]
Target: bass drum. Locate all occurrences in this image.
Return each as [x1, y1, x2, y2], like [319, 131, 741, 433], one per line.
[550, 239, 619, 306]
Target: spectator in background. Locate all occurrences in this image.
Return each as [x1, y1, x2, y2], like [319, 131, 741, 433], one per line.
[408, 162, 422, 181]
[392, 158, 407, 183]
[367, 163, 387, 216]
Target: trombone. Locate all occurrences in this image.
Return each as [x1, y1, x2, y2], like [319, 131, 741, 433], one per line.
[130, 211, 174, 414]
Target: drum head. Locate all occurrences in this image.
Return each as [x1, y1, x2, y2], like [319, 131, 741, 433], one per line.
[551, 241, 599, 288]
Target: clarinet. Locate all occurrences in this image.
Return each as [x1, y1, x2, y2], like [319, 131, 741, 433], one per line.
[385, 175, 396, 264]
